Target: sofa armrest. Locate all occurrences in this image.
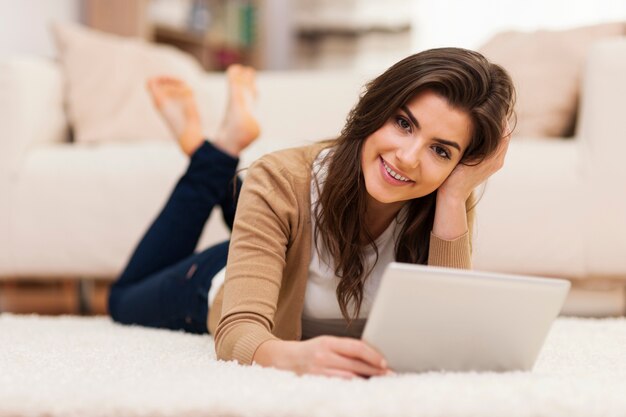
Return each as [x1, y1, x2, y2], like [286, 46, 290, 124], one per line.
[0, 57, 68, 174]
[578, 38, 626, 275]
[0, 57, 69, 274]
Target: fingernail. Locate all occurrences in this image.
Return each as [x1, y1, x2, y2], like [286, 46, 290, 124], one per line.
[381, 359, 387, 369]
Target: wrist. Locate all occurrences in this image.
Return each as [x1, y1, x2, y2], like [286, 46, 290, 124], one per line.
[436, 189, 468, 207]
[433, 190, 470, 241]
[253, 339, 292, 369]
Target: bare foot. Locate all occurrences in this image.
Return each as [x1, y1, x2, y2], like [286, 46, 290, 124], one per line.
[147, 76, 204, 156]
[213, 64, 260, 157]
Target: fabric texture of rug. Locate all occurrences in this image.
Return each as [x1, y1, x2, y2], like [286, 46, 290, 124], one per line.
[0, 314, 625, 417]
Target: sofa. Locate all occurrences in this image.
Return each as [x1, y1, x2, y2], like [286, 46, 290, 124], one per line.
[1, 24, 625, 316]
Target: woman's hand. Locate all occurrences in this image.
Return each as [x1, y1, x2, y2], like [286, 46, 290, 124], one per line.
[438, 123, 512, 202]
[253, 336, 390, 379]
[432, 124, 511, 241]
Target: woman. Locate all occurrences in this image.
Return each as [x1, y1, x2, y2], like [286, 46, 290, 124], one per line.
[109, 47, 515, 379]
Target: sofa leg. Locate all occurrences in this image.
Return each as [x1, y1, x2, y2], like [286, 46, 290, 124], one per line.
[77, 279, 93, 315]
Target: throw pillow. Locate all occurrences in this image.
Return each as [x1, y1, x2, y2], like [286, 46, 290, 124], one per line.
[51, 22, 206, 144]
[479, 22, 625, 138]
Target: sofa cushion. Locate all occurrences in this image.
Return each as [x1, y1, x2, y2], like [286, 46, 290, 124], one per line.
[479, 22, 625, 138]
[8, 142, 210, 278]
[51, 22, 208, 144]
[473, 139, 584, 279]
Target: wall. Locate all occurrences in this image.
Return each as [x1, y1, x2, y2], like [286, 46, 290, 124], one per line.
[0, 0, 81, 58]
[412, 0, 626, 51]
[2, 0, 625, 63]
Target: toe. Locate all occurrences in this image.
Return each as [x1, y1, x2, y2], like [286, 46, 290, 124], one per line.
[146, 79, 165, 107]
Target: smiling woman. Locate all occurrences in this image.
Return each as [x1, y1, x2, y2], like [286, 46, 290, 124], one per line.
[315, 48, 515, 327]
[108, 48, 516, 380]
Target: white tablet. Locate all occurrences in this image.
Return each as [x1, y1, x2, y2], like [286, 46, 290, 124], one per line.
[361, 263, 570, 373]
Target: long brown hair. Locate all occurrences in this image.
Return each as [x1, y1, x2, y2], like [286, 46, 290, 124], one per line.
[314, 47, 516, 323]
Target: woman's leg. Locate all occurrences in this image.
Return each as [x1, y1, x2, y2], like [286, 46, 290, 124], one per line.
[112, 140, 238, 286]
[108, 65, 259, 331]
[220, 175, 242, 231]
[109, 240, 229, 334]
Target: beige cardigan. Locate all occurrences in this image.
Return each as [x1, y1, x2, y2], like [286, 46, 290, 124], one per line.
[208, 143, 472, 365]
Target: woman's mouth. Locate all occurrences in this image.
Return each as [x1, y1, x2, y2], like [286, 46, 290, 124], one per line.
[379, 157, 414, 185]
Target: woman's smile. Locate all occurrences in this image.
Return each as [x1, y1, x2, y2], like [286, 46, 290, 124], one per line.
[379, 156, 414, 185]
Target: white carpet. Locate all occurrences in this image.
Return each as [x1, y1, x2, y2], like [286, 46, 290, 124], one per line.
[1, 314, 625, 417]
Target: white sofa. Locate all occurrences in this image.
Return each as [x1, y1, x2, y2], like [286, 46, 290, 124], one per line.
[1, 39, 626, 315]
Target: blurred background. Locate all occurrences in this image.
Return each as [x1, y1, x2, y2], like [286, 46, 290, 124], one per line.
[1, 0, 625, 71]
[1, 0, 626, 317]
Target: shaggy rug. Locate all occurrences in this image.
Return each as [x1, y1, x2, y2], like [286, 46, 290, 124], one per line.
[0, 314, 625, 417]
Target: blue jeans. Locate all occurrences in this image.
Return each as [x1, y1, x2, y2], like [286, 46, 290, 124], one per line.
[108, 141, 241, 334]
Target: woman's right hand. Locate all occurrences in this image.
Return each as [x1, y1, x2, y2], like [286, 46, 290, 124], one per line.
[253, 336, 390, 379]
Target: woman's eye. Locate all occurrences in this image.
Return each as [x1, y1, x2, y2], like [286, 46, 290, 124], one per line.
[395, 116, 411, 132]
[433, 145, 451, 160]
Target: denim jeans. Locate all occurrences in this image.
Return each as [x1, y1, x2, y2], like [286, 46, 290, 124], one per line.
[108, 141, 242, 334]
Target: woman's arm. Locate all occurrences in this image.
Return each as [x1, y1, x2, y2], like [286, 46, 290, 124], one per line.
[432, 191, 469, 240]
[428, 191, 473, 269]
[213, 152, 389, 378]
[214, 151, 389, 378]
[212, 157, 294, 364]
[429, 130, 511, 268]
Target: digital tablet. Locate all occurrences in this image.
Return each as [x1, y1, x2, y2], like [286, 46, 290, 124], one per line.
[361, 263, 570, 373]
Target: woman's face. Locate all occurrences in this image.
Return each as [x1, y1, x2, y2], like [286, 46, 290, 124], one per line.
[361, 89, 472, 208]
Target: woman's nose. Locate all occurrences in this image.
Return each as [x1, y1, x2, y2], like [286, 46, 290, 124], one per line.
[395, 138, 422, 169]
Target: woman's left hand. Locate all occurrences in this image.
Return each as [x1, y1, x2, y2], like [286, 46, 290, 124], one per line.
[438, 124, 511, 202]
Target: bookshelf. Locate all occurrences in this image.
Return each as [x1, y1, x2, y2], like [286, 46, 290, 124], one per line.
[83, 0, 413, 71]
[150, 0, 263, 70]
[84, 0, 268, 71]
[292, 0, 412, 70]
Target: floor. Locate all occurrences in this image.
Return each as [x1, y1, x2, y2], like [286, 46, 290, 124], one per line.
[0, 279, 110, 315]
[1, 278, 625, 318]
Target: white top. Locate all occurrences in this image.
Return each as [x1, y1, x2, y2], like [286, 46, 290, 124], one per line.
[208, 266, 226, 308]
[302, 148, 402, 320]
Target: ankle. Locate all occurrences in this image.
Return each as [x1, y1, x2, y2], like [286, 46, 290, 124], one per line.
[180, 129, 205, 156]
[213, 130, 242, 158]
